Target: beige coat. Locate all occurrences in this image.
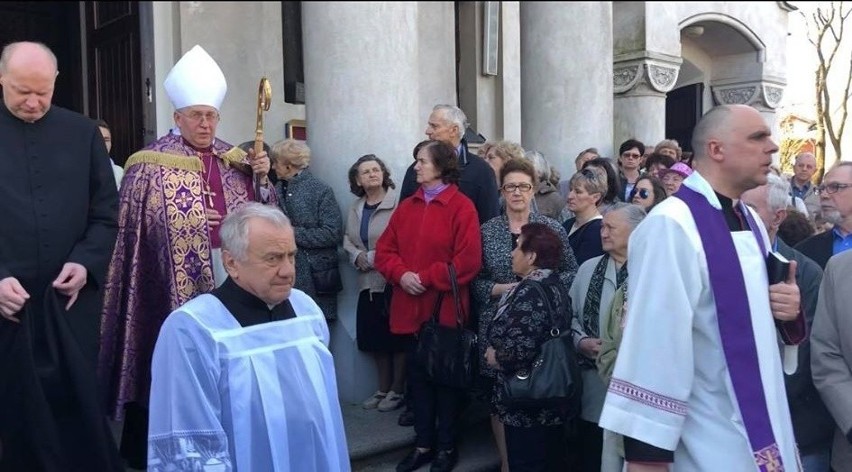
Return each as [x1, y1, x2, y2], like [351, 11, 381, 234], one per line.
[811, 250, 852, 471]
[342, 187, 398, 293]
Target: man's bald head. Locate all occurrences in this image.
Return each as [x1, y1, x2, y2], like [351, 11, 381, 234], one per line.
[690, 104, 778, 198]
[0, 42, 59, 122]
[0, 42, 58, 76]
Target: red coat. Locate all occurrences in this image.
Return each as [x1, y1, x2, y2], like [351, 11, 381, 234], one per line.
[375, 184, 483, 334]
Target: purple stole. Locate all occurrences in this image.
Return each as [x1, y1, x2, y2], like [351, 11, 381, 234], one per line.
[676, 185, 785, 471]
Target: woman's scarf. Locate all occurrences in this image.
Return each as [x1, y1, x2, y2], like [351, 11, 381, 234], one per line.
[581, 254, 627, 337]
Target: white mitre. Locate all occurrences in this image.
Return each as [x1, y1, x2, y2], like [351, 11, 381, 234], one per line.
[164, 45, 227, 110]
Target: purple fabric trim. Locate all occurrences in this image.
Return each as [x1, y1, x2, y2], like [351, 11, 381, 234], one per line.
[608, 378, 687, 416]
[675, 186, 784, 470]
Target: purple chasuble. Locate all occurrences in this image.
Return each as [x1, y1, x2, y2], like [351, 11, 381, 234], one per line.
[675, 185, 785, 471]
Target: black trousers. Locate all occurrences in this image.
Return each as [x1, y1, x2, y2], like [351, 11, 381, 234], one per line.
[505, 423, 566, 472]
[577, 419, 603, 472]
[408, 344, 462, 451]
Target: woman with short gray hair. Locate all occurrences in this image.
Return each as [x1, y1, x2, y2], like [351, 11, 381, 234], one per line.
[270, 139, 344, 320]
[572, 202, 646, 472]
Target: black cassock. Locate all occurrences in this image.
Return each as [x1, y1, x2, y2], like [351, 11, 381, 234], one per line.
[0, 104, 121, 471]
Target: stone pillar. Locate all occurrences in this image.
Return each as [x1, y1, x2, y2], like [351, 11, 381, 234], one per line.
[711, 80, 785, 149]
[520, 2, 613, 177]
[302, 2, 456, 403]
[613, 54, 681, 153]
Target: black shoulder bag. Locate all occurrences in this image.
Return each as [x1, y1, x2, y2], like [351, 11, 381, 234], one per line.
[414, 264, 478, 389]
[500, 280, 582, 413]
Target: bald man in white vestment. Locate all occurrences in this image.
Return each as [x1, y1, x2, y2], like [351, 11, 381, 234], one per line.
[599, 105, 805, 471]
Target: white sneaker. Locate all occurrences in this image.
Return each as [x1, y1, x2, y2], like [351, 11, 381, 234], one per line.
[377, 391, 405, 412]
[362, 391, 387, 410]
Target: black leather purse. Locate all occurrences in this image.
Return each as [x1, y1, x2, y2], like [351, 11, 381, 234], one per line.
[500, 280, 582, 413]
[414, 264, 477, 389]
[310, 252, 343, 295]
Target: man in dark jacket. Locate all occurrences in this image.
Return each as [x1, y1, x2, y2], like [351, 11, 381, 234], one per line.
[742, 173, 835, 470]
[0, 41, 121, 471]
[400, 104, 499, 225]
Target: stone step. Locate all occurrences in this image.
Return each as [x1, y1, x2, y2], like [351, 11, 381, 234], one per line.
[344, 398, 501, 471]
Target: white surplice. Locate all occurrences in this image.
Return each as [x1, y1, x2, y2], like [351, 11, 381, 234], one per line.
[147, 290, 350, 472]
[598, 172, 801, 471]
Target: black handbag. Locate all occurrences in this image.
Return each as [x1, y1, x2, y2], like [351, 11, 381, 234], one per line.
[414, 264, 477, 389]
[500, 280, 582, 413]
[310, 252, 343, 294]
[311, 266, 343, 294]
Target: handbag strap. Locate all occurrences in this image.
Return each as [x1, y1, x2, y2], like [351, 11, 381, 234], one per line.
[448, 263, 465, 328]
[526, 279, 565, 335]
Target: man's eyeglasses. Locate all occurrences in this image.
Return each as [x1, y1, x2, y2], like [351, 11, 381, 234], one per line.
[636, 189, 650, 199]
[179, 110, 220, 124]
[815, 182, 852, 195]
[502, 183, 533, 193]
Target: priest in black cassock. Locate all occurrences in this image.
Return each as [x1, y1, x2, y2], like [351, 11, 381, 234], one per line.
[0, 41, 122, 471]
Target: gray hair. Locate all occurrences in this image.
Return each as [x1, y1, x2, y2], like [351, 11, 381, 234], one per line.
[220, 203, 292, 261]
[603, 202, 647, 230]
[0, 41, 58, 74]
[433, 104, 469, 140]
[524, 150, 551, 182]
[766, 172, 793, 213]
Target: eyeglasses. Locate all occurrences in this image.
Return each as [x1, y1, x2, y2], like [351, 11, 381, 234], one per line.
[636, 189, 650, 199]
[502, 182, 533, 193]
[179, 110, 220, 124]
[621, 152, 641, 159]
[815, 182, 852, 195]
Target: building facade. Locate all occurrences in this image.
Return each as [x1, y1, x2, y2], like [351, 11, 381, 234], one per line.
[0, 1, 795, 402]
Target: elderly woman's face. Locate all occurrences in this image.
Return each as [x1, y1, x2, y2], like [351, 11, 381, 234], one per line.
[356, 160, 384, 192]
[414, 148, 442, 187]
[273, 155, 300, 181]
[657, 147, 678, 160]
[501, 171, 534, 214]
[601, 210, 632, 255]
[484, 149, 505, 177]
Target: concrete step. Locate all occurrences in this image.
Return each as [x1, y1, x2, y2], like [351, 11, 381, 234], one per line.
[345, 397, 501, 472]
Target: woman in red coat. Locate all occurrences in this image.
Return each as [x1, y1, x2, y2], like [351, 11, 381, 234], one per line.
[376, 139, 483, 472]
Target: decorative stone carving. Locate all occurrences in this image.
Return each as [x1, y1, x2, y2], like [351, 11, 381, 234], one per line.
[711, 81, 786, 110]
[716, 86, 758, 105]
[613, 65, 641, 94]
[763, 85, 784, 109]
[647, 64, 679, 93]
[613, 57, 681, 95]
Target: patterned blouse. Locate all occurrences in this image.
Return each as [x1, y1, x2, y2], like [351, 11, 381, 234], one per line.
[488, 269, 573, 427]
[472, 213, 578, 379]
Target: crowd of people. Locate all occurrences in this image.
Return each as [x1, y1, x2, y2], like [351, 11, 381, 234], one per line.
[2, 39, 852, 472]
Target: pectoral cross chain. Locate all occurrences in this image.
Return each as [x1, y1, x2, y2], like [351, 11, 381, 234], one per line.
[202, 182, 216, 207]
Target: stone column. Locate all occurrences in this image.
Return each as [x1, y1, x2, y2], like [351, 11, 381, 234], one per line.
[613, 54, 682, 153]
[711, 80, 785, 141]
[520, 2, 613, 176]
[302, 2, 456, 403]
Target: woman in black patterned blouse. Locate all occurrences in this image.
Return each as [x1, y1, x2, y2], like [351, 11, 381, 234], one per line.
[472, 158, 577, 472]
[485, 223, 574, 471]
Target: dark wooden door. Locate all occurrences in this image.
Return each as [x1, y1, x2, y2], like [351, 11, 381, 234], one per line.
[86, 1, 143, 166]
[666, 83, 704, 153]
[0, 2, 82, 111]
